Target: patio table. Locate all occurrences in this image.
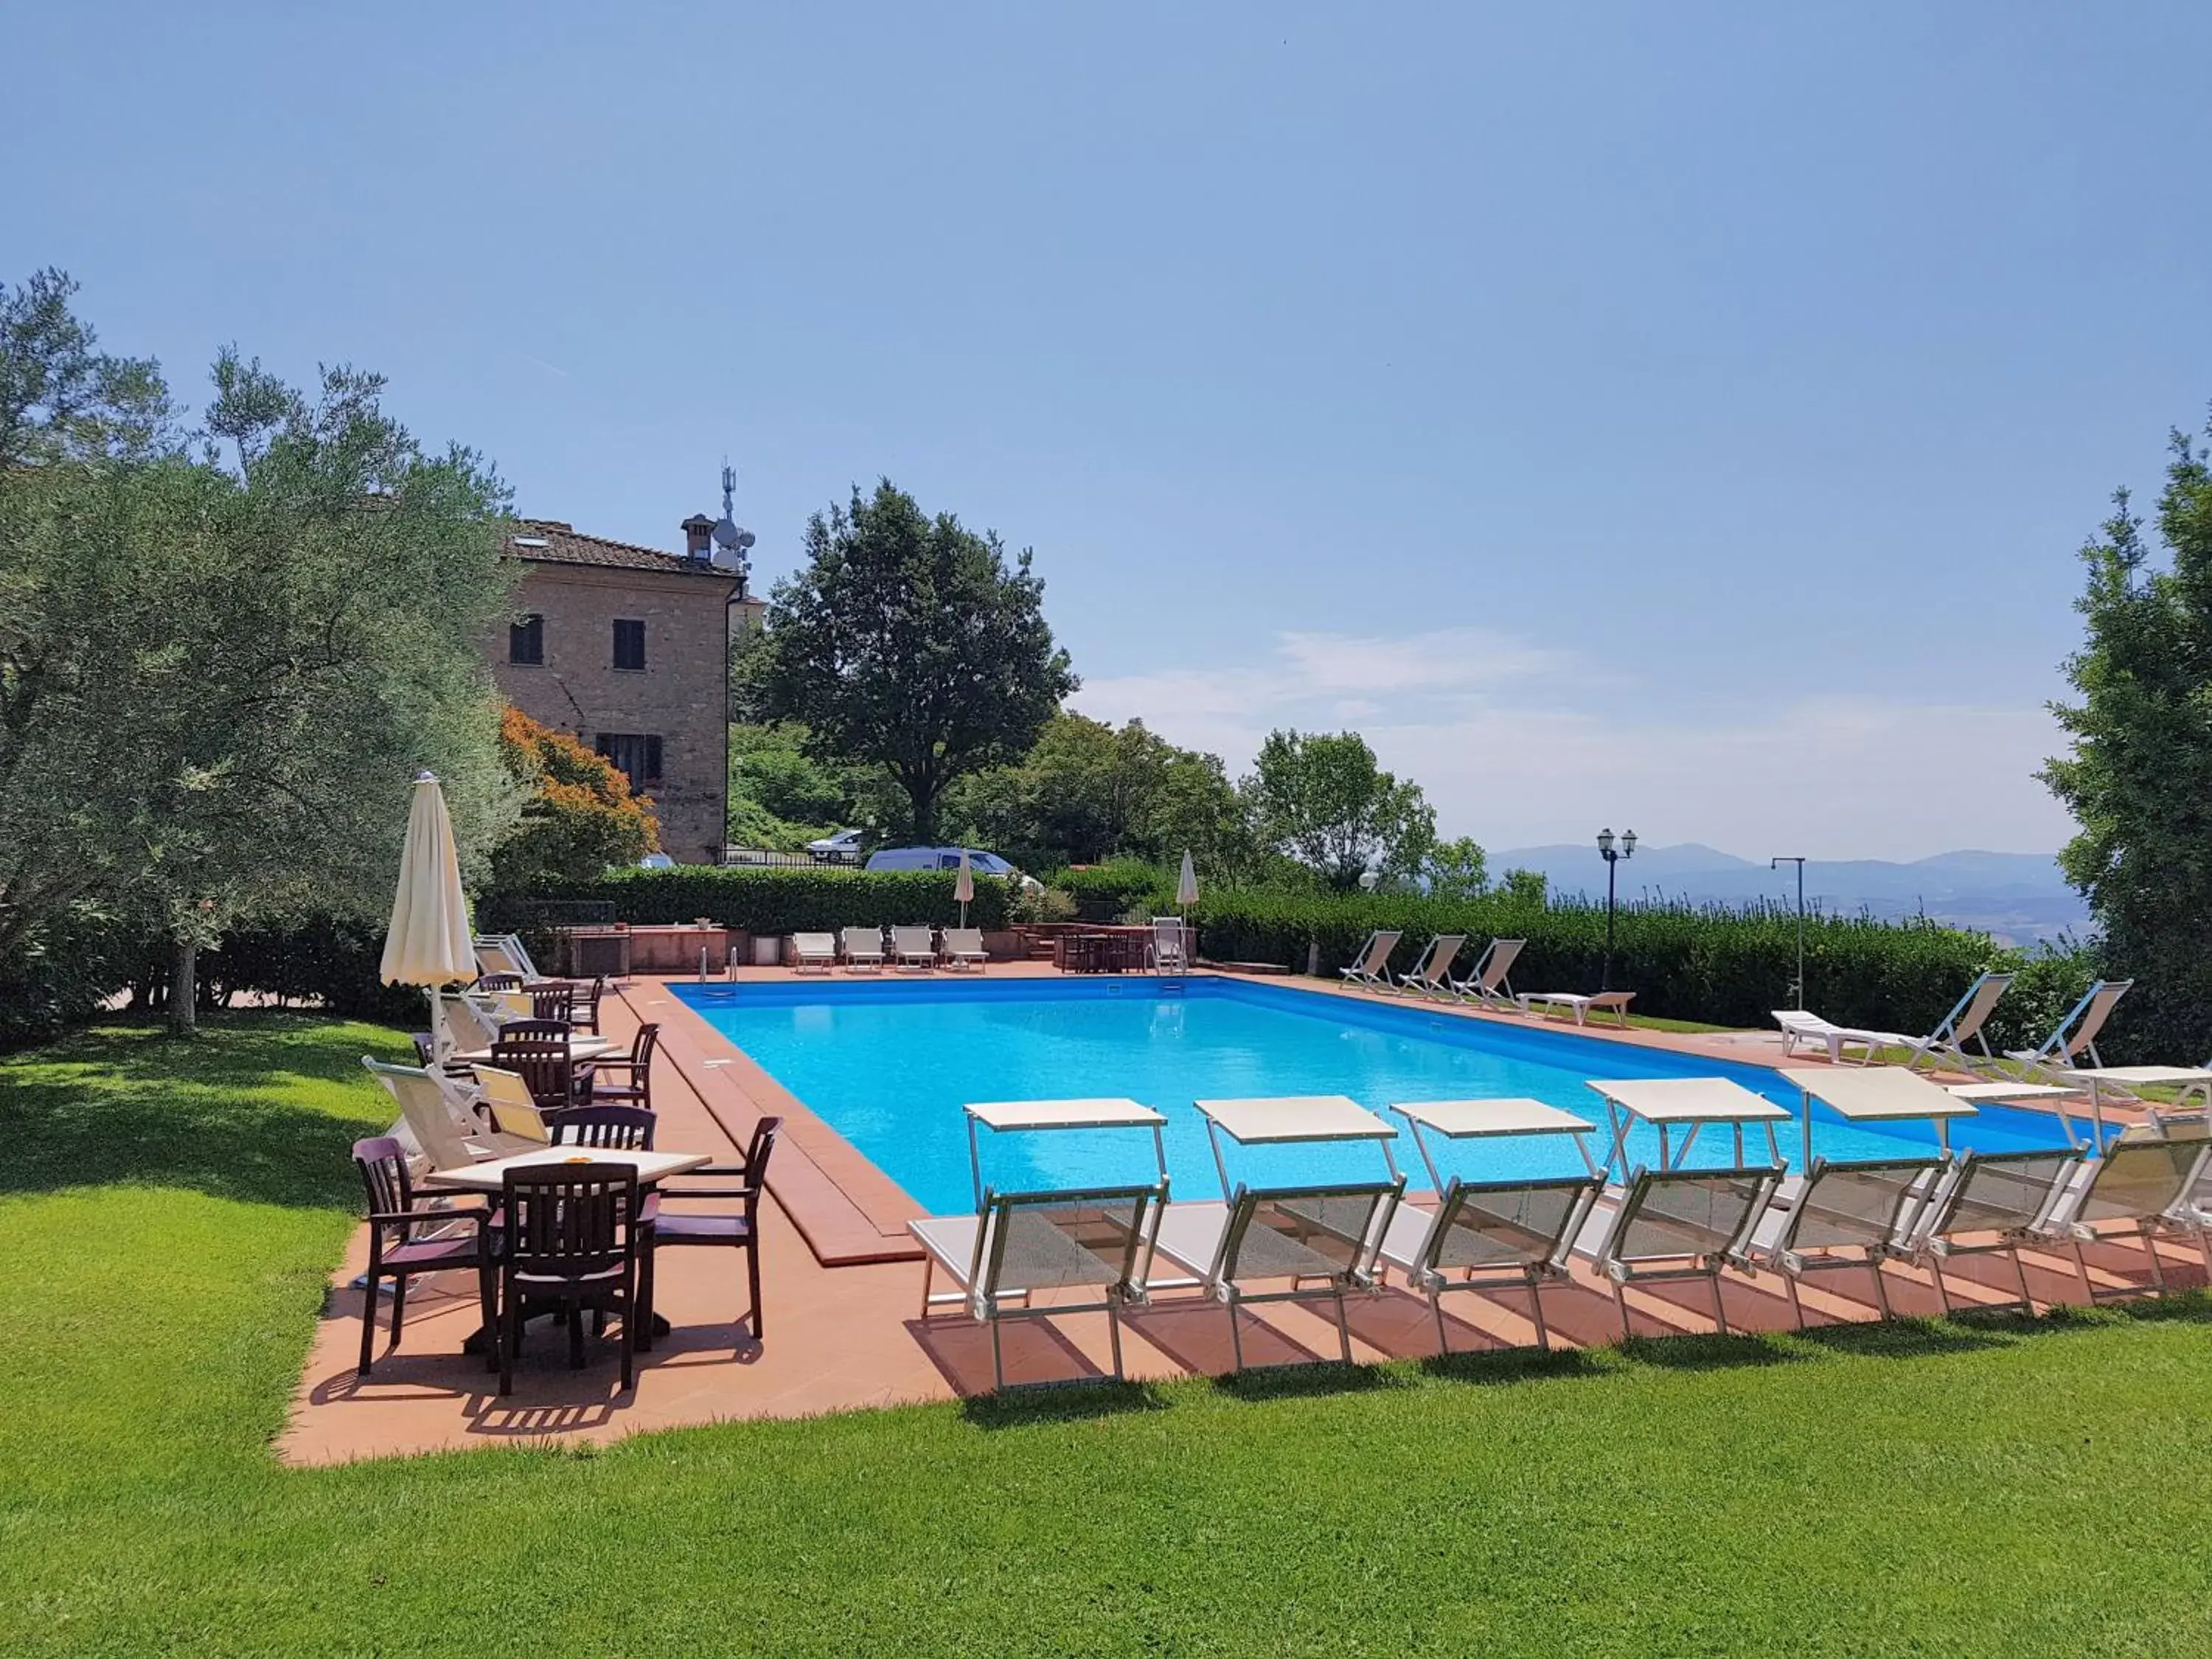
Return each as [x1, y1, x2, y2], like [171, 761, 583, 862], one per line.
[447, 1034, 617, 1066]
[422, 1147, 715, 1347]
[1583, 1077, 1789, 1179]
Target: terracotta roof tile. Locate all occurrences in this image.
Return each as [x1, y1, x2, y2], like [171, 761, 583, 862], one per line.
[505, 518, 734, 579]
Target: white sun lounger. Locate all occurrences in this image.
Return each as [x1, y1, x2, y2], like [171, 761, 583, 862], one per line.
[1150, 917, 1189, 973]
[1150, 1096, 1407, 1370]
[1572, 1163, 1786, 1338]
[1733, 1152, 1948, 1325]
[2006, 979, 2134, 1077]
[1447, 937, 1524, 1008]
[1893, 1147, 2084, 1315]
[1900, 970, 2014, 1073]
[1519, 990, 1635, 1028]
[362, 1057, 535, 1177]
[914, 1098, 1170, 1390]
[841, 925, 886, 971]
[473, 932, 544, 982]
[1391, 934, 1465, 1000]
[790, 932, 838, 973]
[1377, 1099, 1606, 1352]
[940, 927, 989, 971]
[1338, 930, 1402, 991]
[891, 925, 939, 971]
[2032, 1135, 2212, 1301]
[1772, 1009, 1910, 1066]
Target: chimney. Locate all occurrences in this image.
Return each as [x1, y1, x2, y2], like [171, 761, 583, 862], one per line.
[681, 514, 715, 560]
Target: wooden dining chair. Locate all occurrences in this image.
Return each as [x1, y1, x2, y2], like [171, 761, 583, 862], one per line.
[582, 1023, 659, 1113]
[640, 1117, 782, 1346]
[549, 1105, 657, 1150]
[497, 1162, 643, 1393]
[489, 1020, 576, 1111]
[352, 1136, 497, 1377]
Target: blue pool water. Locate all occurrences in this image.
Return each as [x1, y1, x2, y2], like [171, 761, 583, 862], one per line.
[674, 978, 2077, 1216]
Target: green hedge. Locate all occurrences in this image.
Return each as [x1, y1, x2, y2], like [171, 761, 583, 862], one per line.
[1189, 888, 2096, 1049]
[1059, 860, 1171, 921]
[507, 866, 1012, 934]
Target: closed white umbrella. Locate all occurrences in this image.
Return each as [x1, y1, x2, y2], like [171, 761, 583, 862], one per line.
[1177, 849, 1200, 911]
[954, 846, 975, 931]
[381, 771, 476, 1060]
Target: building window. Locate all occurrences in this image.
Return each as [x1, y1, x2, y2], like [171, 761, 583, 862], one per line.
[508, 614, 543, 665]
[595, 733, 663, 790]
[612, 619, 647, 672]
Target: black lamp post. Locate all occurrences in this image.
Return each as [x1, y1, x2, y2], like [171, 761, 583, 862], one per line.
[1597, 827, 1635, 990]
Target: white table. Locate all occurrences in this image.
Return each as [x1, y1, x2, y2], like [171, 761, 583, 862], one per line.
[1388, 1098, 1601, 1189]
[2064, 1066, 2212, 1152]
[421, 1145, 712, 1194]
[1778, 1065, 1978, 1169]
[1584, 1077, 1790, 1176]
[448, 1034, 617, 1066]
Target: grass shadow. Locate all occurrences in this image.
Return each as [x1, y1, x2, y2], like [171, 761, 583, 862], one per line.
[1210, 1360, 1411, 1404]
[0, 1012, 410, 1209]
[957, 1379, 1170, 1429]
[1616, 1329, 1804, 1371]
[1416, 1344, 1618, 1388]
[1792, 1317, 2014, 1360]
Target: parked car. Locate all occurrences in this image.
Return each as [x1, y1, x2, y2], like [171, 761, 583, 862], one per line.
[807, 828, 866, 863]
[863, 846, 1016, 876]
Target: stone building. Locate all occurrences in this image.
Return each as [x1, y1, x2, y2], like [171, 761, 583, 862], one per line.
[489, 501, 765, 865]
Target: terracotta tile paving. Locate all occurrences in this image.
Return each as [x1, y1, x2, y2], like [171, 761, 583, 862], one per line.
[279, 965, 2191, 1465]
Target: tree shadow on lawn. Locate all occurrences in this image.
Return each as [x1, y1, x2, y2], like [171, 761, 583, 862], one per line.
[0, 1013, 408, 1210]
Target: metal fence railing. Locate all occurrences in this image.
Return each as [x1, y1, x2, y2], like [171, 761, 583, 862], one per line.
[718, 846, 860, 869]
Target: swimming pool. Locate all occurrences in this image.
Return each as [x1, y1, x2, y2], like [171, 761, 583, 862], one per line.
[675, 977, 2077, 1216]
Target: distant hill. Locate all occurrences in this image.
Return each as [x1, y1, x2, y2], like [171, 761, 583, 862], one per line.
[1489, 844, 2087, 945]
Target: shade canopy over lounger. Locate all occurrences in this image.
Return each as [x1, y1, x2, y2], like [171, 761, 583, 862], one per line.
[961, 1099, 1168, 1211]
[1780, 1065, 1979, 1168]
[1584, 1077, 1789, 1178]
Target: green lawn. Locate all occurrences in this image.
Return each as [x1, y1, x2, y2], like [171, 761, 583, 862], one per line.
[5, 1015, 2212, 1656]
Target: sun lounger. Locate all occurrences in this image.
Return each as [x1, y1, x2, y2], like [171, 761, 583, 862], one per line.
[1733, 1154, 1947, 1325]
[1899, 970, 2014, 1073]
[1377, 1172, 1603, 1352]
[362, 1057, 535, 1175]
[1893, 1147, 2083, 1314]
[433, 992, 504, 1062]
[1152, 1182, 1405, 1369]
[2030, 1135, 2212, 1301]
[891, 925, 938, 971]
[1375, 1097, 1605, 1353]
[911, 1184, 1165, 1390]
[2006, 978, 2133, 1077]
[1573, 1164, 1785, 1338]
[841, 925, 886, 972]
[941, 927, 989, 971]
[1338, 929, 1402, 991]
[1392, 934, 1466, 1000]
[1772, 1009, 1910, 1065]
[1150, 917, 1189, 973]
[473, 932, 541, 982]
[1519, 990, 1635, 1028]
[1447, 937, 1523, 1007]
[790, 932, 838, 973]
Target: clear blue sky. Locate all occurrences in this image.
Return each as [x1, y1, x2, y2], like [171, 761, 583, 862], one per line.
[10, 2, 2211, 858]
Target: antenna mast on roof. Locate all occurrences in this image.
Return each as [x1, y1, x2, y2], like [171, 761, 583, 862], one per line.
[711, 457, 756, 596]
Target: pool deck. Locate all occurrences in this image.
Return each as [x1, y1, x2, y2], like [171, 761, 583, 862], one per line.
[279, 965, 2182, 1465]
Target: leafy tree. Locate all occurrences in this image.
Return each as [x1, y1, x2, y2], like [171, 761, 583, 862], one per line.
[0, 271, 518, 1032]
[1424, 835, 1490, 900]
[1495, 866, 1549, 906]
[2041, 414, 2212, 1060]
[756, 481, 1076, 841]
[1245, 728, 1436, 891]
[490, 707, 657, 886]
[947, 713, 1242, 866]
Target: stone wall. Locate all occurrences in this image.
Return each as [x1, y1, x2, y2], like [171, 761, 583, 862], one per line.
[490, 562, 735, 863]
